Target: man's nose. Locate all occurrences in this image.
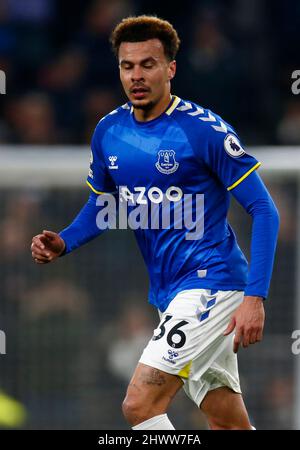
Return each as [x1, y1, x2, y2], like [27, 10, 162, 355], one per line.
[131, 65, 144, 81]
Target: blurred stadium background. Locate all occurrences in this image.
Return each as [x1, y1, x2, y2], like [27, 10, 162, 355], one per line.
[0, 0, 299, 430]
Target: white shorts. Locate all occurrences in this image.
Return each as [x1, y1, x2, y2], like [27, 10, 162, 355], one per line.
[139, 289, 243, 407]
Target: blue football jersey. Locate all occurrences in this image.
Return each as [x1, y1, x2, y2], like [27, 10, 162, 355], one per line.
[87, 95, 261, 312]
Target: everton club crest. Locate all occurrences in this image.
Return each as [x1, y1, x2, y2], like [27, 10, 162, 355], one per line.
[155, 150, 179, 175]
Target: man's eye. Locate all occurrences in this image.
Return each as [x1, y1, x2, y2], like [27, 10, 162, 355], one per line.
[121, 64, 132, 70]
[144, 64, 153, 69]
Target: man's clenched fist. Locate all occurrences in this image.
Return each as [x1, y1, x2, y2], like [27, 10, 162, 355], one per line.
[31, 230, 65, 264]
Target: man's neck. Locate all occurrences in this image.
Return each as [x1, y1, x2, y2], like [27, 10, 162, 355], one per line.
[133, 93, 172, 122]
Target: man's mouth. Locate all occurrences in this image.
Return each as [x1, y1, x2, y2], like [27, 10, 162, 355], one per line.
[130, 87, 149, 99]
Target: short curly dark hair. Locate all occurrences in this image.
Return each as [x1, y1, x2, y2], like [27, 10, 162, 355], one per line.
[110, 15, 181, 61]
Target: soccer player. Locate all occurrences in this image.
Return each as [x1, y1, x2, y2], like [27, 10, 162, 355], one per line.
[31, 16, 279, 430]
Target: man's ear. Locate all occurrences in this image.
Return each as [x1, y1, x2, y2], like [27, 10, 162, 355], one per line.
[168, 60, 176, 80]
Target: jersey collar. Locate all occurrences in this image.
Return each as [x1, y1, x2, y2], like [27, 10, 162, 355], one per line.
[165, 95, 181, 115]
[129, 95, 181, 125]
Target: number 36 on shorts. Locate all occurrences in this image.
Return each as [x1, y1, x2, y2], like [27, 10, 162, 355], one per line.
[152, 314, 189, 349]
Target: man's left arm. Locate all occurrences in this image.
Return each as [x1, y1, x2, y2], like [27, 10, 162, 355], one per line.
[223, 171, 280, 352]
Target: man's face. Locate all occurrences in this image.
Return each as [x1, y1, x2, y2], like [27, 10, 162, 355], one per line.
[118, 39, 176, 110]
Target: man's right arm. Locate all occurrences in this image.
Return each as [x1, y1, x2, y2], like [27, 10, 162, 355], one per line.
[31, 117, 118, 264]
[59, 191, 108, 254]
[31, 191, 110, 264]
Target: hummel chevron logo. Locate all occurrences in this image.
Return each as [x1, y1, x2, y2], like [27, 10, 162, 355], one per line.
[176, 102, 193, 111]
[198, 111, 216, 122]
[211, 120, 227, 133]
[177, 102, 228, 133]
[199, 113, 228, 132]
[188, 107, 205, 116]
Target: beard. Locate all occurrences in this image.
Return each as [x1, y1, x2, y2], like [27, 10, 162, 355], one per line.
[131, 99, 155, 110]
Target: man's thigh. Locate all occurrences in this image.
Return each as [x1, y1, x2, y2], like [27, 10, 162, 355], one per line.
[124, 362, 183, 411]
[200, 386, 252, 429]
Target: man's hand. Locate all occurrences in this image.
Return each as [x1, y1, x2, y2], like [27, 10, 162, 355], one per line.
[31, 230, 65, 264]
[223, 296, 265, 353]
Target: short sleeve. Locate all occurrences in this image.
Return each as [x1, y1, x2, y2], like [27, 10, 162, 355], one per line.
[202, 129, 261, 191]
[86, 123, 116, 194]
